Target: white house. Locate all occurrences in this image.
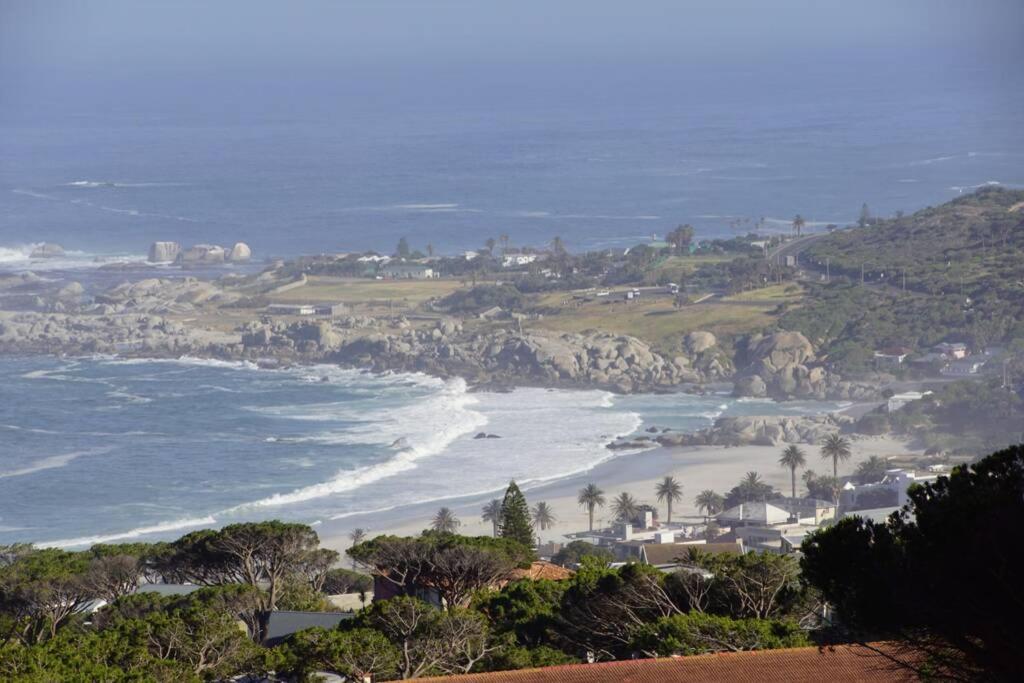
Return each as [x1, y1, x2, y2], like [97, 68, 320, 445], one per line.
[716, 501, 792, 526]
[934, 342, 968, 359]
[941, 358, 986, 376]
[502, 254, 538, 268]
[381, 263, 437, 279]
[886, 390, 931, 413]
[841, 469, 941, 509]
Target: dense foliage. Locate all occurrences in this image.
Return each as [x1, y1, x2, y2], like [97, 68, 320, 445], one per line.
[801, 444, 1024, 681]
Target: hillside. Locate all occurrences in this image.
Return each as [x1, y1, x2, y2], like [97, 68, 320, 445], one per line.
[780, 187, 1024, 374]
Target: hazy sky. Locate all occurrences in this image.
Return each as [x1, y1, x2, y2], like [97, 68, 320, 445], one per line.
[3, 0, 1022, 72]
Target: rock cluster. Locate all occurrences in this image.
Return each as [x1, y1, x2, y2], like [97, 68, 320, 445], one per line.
[651, 413, 855, 448]
[733, 331, 876, 401]
[30, 243, 66, 258]
[146, 241, 252, 265]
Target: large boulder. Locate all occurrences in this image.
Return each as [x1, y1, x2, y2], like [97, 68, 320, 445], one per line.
[685, 330, 717, 355]
[56, 282, 85, 300]
[177, 244, 226, 265]
[30, 243, 65, 258]
[148, 241, 181, 263]
[734, 331, 824, 399]
[227, 242, 252, 262]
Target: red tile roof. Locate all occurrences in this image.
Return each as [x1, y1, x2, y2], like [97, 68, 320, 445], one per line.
[508, 560, 575, 582]
[416, 643, 918, 682]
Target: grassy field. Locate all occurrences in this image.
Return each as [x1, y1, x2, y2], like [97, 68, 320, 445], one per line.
[268, 276, 465, 306]
[529, 292, 783, 352]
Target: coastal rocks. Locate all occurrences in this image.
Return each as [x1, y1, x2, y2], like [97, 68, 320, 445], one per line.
[29, 243, 65, 258]
[92, 277, 240, 314]
[148, 241, 181, 263]
[685, 331, 717, 355]
[650, 414, 855, 448]
[227, 242, 252, 262]
[178, 244, 226, 265]
[56, 282, 85, 300]
[733, 331, 827, 400]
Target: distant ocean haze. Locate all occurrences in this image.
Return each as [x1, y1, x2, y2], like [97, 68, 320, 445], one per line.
[0, 58, 1021, 262]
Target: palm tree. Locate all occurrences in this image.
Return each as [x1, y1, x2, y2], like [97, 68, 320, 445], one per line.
[694, 490, 724, 522]
[792, 214, 806, 237]
[856, 455, 888, 483]
[531, 501, 556, 531]
[655, 476, 684, 524]
[485, 237, 496, 254]
[431, 507, 460, 534]
[611, 492, 639, 524]
[577, 484, 606, 532]
[778, 445, 807, 500]
[481, 499, 502, 536]
[820, 433, 853, 502]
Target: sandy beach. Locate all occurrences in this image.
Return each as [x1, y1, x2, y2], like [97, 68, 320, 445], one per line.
[317, 433, 921, 553]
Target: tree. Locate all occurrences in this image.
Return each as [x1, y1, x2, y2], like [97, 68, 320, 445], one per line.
[577, 484, 606, 532]
[481, 499, 503, 537]
[655, 476, 684, 524]
[531, 502, 556, 532]
[801, 445, 1024, 681]
[485, 237, 496, 254]
[778, 446, 807, 501]
[0, 547, 91, 644]
[82, 554, 141, 604]
[858, 202, 872, 228]
[550, 236, 565, 256]
[630, 612, 808, 658]
[724, 472, 775, 508]
[499, 482, 534, 547]
[792, 214, 806, 237]
[694, 490, 725, 522]
[666, 224, 695, 254]
[349, 528, 368, 569]
[610, 492, 639, 524]
[855, 455, 889, 483]
[283, 627, 400, 682]
[369, 596, 496, 678]
[396, 236, 411, 258]
[802, 470, 838, 502]
[819, 434, 852, 501]
[551, 541, 613, 568]
[432, 507, 460, 534]
[321, 568, 373, 596]
[426, 243, 434, 257]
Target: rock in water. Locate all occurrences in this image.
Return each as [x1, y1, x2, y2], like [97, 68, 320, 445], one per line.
[30, 243, 65, 258]
[227, 242, 252, 262]
[177, 244, 226, 265]
[148, 241, 181, 263]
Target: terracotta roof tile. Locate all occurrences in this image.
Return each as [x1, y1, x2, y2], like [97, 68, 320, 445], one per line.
[509, 560, 575, 582]
[416, 643, 917, 682]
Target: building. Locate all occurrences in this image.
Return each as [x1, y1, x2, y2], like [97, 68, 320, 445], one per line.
[267, 303, 316, 316]
[502, 253, 538, 268]
[631, 541, 743, 568]
[735, 522, 820, 554]
[262, 611, 356, 647]
[771, 497, 837, 524]
[381, 262, 437, 279]
[934, 342, 968, 359]
[886, 390, 931, 413]
[414, 642, 920, 682]
[314, 303, 348, 317]
[716, 501, 792, 527]
[841, 468, 941, 509]
[941, 358, 986, 376]
[873, 347, 911, 368]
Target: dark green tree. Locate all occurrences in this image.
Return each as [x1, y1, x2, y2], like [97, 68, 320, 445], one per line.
[396, 237, 411, 258]
[801, 445, 1024, 681]
[778, 445, 807, 500]
[499, 482, 534, 547]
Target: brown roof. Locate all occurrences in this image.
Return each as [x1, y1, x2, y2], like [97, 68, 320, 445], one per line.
[509, 560, 575, 582]
[641, 542, 741, 565]
[416, 643, 918, 682]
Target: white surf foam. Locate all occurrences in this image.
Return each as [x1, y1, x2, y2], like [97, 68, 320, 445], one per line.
[0, 448, 106, 479]
[40, 515, 219, 549]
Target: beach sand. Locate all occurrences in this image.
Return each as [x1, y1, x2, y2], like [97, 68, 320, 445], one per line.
[317, 434, 920, 554]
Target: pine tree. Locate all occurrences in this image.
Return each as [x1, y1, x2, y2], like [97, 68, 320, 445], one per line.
[499, 481, 534, 547]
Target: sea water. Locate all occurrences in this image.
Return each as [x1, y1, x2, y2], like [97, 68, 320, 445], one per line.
[0, 356, 845, 547]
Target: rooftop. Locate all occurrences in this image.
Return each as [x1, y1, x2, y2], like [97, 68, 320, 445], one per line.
[416, 643, 919, 682]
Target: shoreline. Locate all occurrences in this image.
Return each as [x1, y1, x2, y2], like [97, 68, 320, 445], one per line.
[316, 433, 921, 554]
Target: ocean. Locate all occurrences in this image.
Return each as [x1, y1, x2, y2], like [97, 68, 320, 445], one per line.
[0, 355, 845, 547]
[1, 57, 1022, 266]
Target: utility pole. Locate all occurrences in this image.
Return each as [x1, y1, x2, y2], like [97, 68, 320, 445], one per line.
[861, 262, 865, 285]
[826, 257, 830, 283]
[902, 268, 906, 292]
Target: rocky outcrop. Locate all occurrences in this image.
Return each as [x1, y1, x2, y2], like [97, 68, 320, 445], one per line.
[177, 244, 226, 266]
[227, 242, 252, 262]
[733, 331, 876, 401]
[148, 241, 181, 263]
[92, 278, 241, 315]
[650, 413, 855, 448]
[30, 243, 65, 258]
